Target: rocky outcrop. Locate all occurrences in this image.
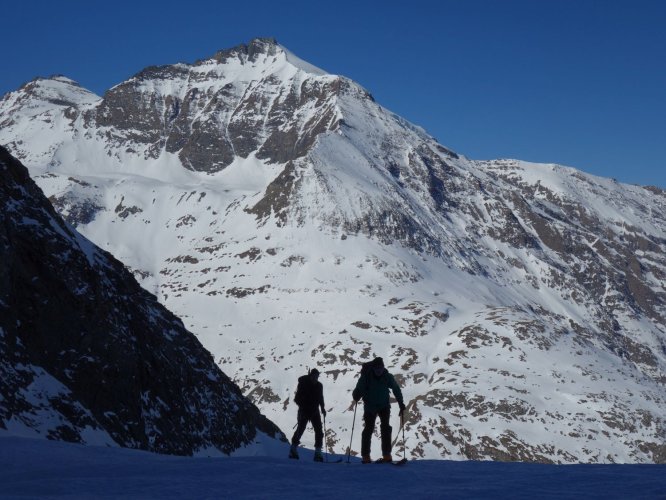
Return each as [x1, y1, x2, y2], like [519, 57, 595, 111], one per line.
[0, 146, 284, 454]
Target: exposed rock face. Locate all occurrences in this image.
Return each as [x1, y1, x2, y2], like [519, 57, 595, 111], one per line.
[0, 146, 283, 454]
[1, 39, 665, 464]
[90, 38, 340, 172]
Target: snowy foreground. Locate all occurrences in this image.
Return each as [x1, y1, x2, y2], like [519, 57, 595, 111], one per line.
[1, 436, 665, 499]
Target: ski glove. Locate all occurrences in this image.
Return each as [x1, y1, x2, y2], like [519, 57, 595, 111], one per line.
[398, 402, 406, 415]
[321, 408, 327, 417]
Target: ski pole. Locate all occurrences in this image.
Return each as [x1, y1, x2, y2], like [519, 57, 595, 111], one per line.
[347, 401, 358, 463]
[401, 412, 406, 461]
[323, 413, 328, 463]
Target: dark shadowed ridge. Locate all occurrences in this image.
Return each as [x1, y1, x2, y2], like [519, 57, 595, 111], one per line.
[0, 146, 285, 454]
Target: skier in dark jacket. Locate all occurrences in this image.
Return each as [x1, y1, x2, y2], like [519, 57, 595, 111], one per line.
[352, 357, 405, 463]
[289, 368, 326, 461]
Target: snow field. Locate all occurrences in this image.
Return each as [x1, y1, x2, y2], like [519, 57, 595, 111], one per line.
[1, 434, 666, 499]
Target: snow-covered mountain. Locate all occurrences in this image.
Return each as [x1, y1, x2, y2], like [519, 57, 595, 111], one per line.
[0, 146, 283, 454]
[1, 37, 665, 463]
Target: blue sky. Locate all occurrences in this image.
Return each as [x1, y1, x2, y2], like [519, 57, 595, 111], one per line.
[2, 0, 665, 187]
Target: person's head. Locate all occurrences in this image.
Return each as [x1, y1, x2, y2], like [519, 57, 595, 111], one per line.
[372, 357, 385, 376]
[309, 368, 320, 380]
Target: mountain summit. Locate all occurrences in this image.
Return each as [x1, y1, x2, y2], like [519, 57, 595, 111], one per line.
[1, 39, 665, 463]
[96, 37, 336, 173]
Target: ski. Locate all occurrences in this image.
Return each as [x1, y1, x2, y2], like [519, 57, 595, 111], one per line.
[369, 458, 407, 465]
[369, 456, 408, 465]
[286, 456, 343, 463]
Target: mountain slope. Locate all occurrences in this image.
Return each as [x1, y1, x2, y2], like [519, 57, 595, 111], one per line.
[1, 38, 665, 463]
[0, 146, 283, 454]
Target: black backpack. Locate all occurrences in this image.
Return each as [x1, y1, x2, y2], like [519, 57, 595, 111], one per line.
[294, 372, 315, 406]
[357, 358, 387, 395]
[360, 357, 386, 377]
[360, 360, 374, 377]
[356, 359, 380, 397]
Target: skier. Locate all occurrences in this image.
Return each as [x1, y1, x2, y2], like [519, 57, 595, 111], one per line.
[289, 368, 327, 462]
[352, 357, 405, 463]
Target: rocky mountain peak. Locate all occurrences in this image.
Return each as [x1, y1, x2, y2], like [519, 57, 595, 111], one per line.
[1, 75, 99, 115]
[210, 37, 280, 64]
[78, 39, 341, 172]
[205, 37, 327, 76]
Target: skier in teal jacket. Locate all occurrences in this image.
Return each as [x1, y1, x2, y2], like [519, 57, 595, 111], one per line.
[352, 357, 405, 463]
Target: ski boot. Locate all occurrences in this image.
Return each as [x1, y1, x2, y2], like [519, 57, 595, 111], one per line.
[288, 445, 299, 460]
[361, 455, 372, 464]
[375, 455, 393, 464]
[313, 448, 324, 462]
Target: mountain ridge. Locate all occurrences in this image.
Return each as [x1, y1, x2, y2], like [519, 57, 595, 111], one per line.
[0, 145, 284, 454]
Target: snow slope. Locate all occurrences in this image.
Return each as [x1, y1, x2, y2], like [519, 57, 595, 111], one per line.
[1, 434, 665, 499]
[1, 38, 665, 463]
